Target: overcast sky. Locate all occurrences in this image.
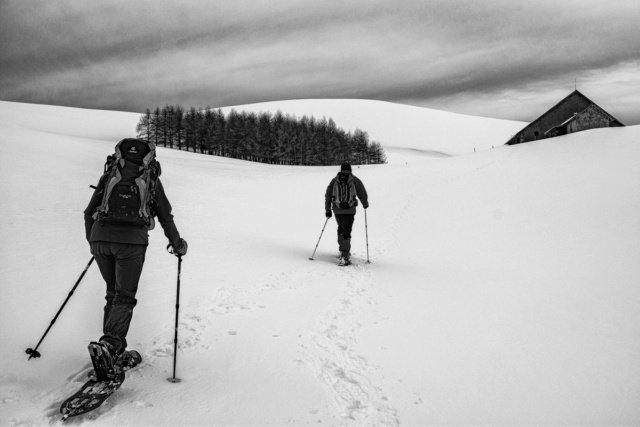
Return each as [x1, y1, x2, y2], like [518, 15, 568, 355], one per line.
[1, 0, 639, 124]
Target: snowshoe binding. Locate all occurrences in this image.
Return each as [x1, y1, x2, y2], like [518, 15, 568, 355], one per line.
[88, 341, 118, 382]
[86, 349, 142, 380]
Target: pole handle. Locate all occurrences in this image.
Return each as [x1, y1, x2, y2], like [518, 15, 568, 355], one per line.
[167, 244, 183, 258]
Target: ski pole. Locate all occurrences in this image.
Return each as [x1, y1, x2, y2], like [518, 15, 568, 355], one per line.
[167, 246, 183, 383]
[364, 209, 370, 264]
[26, 257, 95, 360]
[309, 217, 330, 260]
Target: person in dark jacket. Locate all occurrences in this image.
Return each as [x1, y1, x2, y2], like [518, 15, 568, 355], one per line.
[84, 138, 187, 363]
[325, 162, 368, 265]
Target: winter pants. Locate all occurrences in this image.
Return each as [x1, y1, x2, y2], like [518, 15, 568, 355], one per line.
[91, 241, 147, 351]
[335, 213, 355, 253]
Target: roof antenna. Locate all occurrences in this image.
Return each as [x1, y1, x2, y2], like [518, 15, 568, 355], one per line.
[575, 78, 577, 91]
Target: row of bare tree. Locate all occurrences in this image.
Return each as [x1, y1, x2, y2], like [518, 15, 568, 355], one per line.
[136, 105, 387, 166]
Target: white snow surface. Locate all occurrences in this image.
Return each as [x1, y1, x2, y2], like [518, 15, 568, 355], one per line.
[0, 99, 639, 426]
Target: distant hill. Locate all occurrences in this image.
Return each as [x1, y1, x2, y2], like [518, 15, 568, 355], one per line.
[1, 99, 525, 163]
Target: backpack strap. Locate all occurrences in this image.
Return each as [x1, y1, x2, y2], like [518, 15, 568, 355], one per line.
[135, 167, 156, 230]
[92, 157, 122, 221]
[130, 140, 158, 226]
[332, 174, 342, 208]
[138, 141, 157, 168]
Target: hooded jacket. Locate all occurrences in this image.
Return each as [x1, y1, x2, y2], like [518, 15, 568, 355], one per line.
[325, 171, 369, 215]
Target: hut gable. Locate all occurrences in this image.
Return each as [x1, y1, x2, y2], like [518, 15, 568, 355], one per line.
[506, 90, 624, 145]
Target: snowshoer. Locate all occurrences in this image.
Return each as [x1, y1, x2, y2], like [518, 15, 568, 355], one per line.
[84, 138, 188, 369]
[325, 162, 369, 265]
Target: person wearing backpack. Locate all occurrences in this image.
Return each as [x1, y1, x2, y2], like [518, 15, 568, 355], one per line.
[83, 138, 187, 375]
[325, 162, 369, 265]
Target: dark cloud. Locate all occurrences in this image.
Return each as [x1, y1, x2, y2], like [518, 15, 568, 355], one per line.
[1, 0, 639, 124]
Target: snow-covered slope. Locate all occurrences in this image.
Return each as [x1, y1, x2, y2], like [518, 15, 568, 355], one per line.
[0, 100, 638, 426]
[0, 101, 139, 143]
[0, 99, 526, 163]
[220, 99, 526, 160]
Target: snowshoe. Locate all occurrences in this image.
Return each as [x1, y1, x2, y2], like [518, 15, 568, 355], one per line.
[61, 348, 143, 421]
[60, 370, 125, 421]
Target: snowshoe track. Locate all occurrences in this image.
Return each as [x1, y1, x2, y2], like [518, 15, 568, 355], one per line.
[309, 264, 399, 425]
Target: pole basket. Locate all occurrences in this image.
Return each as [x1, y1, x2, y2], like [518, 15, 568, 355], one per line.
[26, 348, 41, 360]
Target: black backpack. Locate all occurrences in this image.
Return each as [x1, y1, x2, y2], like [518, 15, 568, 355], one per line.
[92, 138, 161, 229]
[332, 172, 358, 209]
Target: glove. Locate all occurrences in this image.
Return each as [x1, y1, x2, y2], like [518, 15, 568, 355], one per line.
[171, 238, 188, 256]
[325, 211, 332, 218]
[363, 203, 369, 209]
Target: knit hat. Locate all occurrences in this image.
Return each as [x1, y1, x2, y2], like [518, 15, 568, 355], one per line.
[340, 162, 352, 172]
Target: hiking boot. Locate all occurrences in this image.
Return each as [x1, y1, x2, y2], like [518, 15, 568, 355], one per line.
[117, 350, 143, 371]
[99, 334, 122, 354]
[339, 251, 352, 266]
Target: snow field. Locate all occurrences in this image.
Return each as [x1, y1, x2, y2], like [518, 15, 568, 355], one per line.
[1, 100, 639, 425]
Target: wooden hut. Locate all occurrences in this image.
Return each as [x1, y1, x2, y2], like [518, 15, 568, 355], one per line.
[506, 90, 624, 145]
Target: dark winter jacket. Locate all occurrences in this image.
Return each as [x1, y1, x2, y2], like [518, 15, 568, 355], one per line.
[84, 178, 181, 247]
[325, 171, 369, 215]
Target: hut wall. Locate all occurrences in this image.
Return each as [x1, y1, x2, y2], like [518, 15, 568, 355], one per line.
[568, 105, 611, 134]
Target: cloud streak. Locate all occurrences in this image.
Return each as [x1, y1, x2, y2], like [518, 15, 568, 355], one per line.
[1, 0, 639, 124]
